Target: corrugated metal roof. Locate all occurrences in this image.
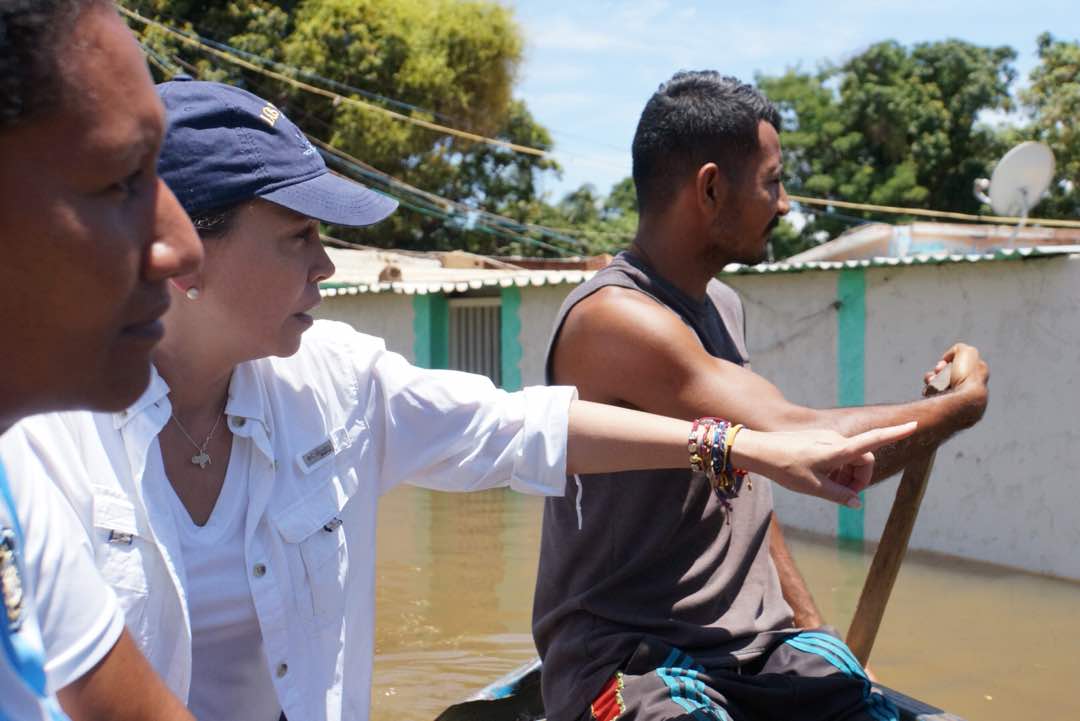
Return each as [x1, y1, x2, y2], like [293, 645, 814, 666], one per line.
[319, 247, 597, 297]
[320, 269, 598, 297]
[786, 222, 1080, 263]
[723, 244, 1080, 275]
[319, 245, 1080, 297]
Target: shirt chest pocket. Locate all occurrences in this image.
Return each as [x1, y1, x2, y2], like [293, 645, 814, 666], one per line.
[92, 494, 157, 644]
[273, 479, 348, 626]
[93, 494, 151, 593]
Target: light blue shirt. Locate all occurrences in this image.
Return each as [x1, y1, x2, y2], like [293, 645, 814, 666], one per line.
[0, 461, 68, 721]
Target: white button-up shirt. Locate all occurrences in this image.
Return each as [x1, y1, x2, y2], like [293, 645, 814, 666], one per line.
[1, 320, 576, 721]
[0, 440, 125, 721]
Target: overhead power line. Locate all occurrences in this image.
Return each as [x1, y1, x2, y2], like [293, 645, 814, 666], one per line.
[124, 6, 1080, 238]
[133, 6, 465, 126]
[791, 194, 1080, 229]
[117, 5, 553, 159]
[309, 138, 580, 256]
[130, 43, 580, 256]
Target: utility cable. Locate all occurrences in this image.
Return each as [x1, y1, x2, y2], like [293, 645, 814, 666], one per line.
[132, 40, 579, 255]
[790, 193, 1080, 229]
[118, 5, 552, 159]
[301, 134, 585, 250]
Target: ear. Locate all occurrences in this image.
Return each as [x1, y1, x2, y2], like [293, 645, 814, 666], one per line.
[695, 163, 730, 218]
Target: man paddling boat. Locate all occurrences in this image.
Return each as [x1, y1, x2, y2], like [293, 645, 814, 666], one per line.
[532, 71, 990, 721]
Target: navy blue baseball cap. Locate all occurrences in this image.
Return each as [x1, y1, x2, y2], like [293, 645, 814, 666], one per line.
[156, 77, 397, 226]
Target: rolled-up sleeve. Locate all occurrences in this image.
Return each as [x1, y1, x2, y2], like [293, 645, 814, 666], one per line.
[358, 346, 577, 496]
[511, 385, 578, 495]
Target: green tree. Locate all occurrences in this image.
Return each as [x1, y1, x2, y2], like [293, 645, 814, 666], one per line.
[757, 39, 1016, 253]
[126, 0, 563, 255]
[1020, 33, 1080, 217]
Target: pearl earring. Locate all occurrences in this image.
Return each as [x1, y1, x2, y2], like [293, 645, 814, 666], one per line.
[186, 287, 201, 301]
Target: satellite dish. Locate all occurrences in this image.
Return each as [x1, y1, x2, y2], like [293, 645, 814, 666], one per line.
[987, 141, 1055, 217]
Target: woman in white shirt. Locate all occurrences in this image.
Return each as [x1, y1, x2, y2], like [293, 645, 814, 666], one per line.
[1, 80, 912, 721]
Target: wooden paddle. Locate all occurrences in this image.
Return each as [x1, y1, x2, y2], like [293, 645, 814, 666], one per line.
[845, 364, 952, 667]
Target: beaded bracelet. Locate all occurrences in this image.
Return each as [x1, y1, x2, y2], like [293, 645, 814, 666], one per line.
[688, 417, 750, 500]
[722, 424, 750, 493]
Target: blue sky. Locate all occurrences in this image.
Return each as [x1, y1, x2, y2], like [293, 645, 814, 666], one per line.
[506, 0, 1078, 200]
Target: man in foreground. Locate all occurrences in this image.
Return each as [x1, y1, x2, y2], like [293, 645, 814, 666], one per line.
[533, 71, 989, 721]
[0, 1, 201, 718]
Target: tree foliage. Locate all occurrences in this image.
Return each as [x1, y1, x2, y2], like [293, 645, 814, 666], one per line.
[1019, 33, 1080, 217]
[126, 5, 1080, 260]
[127, 0, 561, 255]
[757, 39, 1017, 250]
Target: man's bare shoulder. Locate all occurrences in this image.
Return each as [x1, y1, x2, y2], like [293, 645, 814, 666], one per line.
[561, 285, 684, 344]
[552, 285, 704, 402]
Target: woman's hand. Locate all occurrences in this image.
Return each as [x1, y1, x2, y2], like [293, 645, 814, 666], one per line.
[729, 422, 918, 507]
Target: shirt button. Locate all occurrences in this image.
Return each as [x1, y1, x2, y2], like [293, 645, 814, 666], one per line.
[253, 563, 267, 578]
[276, 663, 288, 678]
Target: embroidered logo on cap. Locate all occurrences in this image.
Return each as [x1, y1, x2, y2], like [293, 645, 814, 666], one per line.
[260, 103, 281, 127]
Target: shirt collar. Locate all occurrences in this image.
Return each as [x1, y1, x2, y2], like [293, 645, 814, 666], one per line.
[113, 367, 171, 430]
[112, 362, 272, 438]
[224, 361, 276, 463]
[224, 360, 270, 434]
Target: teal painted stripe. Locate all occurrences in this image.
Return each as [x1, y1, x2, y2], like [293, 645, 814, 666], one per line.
[430, 295, 448, 369]
[412, 294, 448, 369]
[837, 268, 866, 544]
[412, 295, 432, 367]
[500, 287, 523, 391]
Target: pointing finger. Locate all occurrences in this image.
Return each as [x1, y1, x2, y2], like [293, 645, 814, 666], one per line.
[844, 421, 918, 459]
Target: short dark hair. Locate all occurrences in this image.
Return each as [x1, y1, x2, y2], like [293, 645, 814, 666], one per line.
[631, 71, 780, 214]
[0, 0, 102, 130]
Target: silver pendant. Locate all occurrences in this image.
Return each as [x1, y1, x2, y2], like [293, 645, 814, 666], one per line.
[191, 451, 211, 469]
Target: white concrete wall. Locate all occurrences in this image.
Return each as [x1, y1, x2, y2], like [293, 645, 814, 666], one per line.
[726, 271, 842, 536]
[517, 284, 574, 386]
[319, 255, 1080, 580]
[316, 293, 416, 361]
[317, 286, 569, 381]
[729, 255, 1080, 581]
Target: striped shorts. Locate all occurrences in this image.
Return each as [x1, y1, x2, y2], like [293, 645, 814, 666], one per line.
[586, 628, 898, 721]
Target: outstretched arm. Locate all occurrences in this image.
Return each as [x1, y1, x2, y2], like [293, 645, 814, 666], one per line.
[552, 285, 989, 638]
[553, 287, 989, 486]
[564, 398, 916, 507]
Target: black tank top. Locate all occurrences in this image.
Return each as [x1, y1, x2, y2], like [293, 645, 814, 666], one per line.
[532, 251, 794, 721]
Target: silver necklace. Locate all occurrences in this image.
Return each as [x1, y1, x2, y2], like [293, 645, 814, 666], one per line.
[170, 408, 225, 469]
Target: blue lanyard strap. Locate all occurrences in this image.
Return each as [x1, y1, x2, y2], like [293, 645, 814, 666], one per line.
[0, 462, 22, 541]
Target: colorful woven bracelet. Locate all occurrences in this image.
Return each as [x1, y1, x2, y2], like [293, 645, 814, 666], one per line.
[689, 417, 753, 499]
[722, 423, 748, 492]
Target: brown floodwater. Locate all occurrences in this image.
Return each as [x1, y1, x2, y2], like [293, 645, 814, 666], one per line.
[371, 485, 1080, 721]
